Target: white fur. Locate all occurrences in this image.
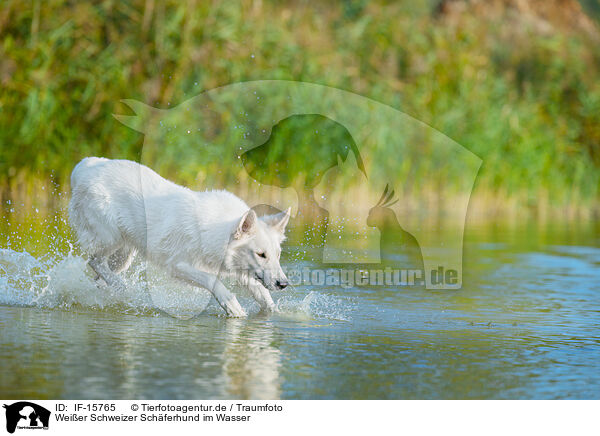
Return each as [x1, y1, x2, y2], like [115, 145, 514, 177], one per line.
[69, 157, 291, 317]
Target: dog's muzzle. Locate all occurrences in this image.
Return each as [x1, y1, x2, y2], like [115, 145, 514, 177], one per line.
[255, 273, 288, 290]
[275, 279, 288, 290]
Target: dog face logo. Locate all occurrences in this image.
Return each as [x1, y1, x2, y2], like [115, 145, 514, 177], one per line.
[3, 402, 50, 434]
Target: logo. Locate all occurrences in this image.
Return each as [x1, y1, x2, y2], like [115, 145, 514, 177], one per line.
[3, 402, 50, 434]
[114, 80, 481, 295]
[108, 80, 481, 318]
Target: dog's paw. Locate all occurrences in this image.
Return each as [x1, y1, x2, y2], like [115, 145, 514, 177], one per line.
[261, 302, 276, 313]
[222, 297, 247, 318]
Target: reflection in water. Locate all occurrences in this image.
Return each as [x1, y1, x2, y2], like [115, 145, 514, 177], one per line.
[222, 318, 281, 399]
[0, 306, 285, 399]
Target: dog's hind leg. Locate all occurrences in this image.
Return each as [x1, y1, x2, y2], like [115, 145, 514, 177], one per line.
[89, 251, 127, 293]
[108, 247, 136, 273]
[173, 263, 246, 317]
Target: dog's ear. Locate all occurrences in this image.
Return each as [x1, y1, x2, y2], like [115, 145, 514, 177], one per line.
[261, 207, 291, 234]
[234, 209, 258, 239]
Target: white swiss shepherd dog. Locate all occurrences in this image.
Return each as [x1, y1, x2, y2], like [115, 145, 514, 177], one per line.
[68, 157, 291, 317]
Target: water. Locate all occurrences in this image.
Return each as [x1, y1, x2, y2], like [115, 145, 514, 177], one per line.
[0, 212, 599, 399]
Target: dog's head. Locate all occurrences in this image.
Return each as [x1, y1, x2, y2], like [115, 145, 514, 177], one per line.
[226, 207, 291, 291]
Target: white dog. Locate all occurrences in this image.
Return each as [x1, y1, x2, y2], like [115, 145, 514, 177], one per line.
[68, 157, 291, 317]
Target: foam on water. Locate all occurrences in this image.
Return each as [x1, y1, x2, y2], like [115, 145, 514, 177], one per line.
[0, 247, 354, 321]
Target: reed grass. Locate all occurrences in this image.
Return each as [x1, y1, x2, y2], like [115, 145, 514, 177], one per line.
[1, 0, 599, 216]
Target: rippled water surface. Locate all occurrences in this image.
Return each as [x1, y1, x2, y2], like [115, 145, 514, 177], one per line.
[1, 214, 599, 399]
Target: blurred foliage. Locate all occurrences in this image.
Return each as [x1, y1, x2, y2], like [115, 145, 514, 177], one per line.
[0, 0, 599, 208]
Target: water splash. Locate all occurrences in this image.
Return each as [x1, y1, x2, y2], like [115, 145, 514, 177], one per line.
[0, 247, 354, 322]
[274, 290, 355, 321]
[0, 248, 155, 314]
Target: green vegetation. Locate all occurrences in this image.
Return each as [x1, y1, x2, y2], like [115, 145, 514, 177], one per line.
[1, 0, 599, 216]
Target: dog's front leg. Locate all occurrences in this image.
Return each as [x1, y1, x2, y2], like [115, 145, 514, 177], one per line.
[89, 254, 127, 293]
[246, 277, 276, 312]
[173, 263, 246, 317]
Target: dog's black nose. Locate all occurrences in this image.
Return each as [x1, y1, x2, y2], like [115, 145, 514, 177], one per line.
[275, 279, 288, 290]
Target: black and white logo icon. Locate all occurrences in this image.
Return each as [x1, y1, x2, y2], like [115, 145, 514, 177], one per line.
[3, 402, 50, 434]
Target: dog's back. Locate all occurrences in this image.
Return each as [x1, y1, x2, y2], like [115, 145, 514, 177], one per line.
[69, 157, 248, 264]
[69, 157, 152, 253]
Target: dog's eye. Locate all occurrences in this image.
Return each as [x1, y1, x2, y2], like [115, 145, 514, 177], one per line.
[256, 252, 267, 259]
